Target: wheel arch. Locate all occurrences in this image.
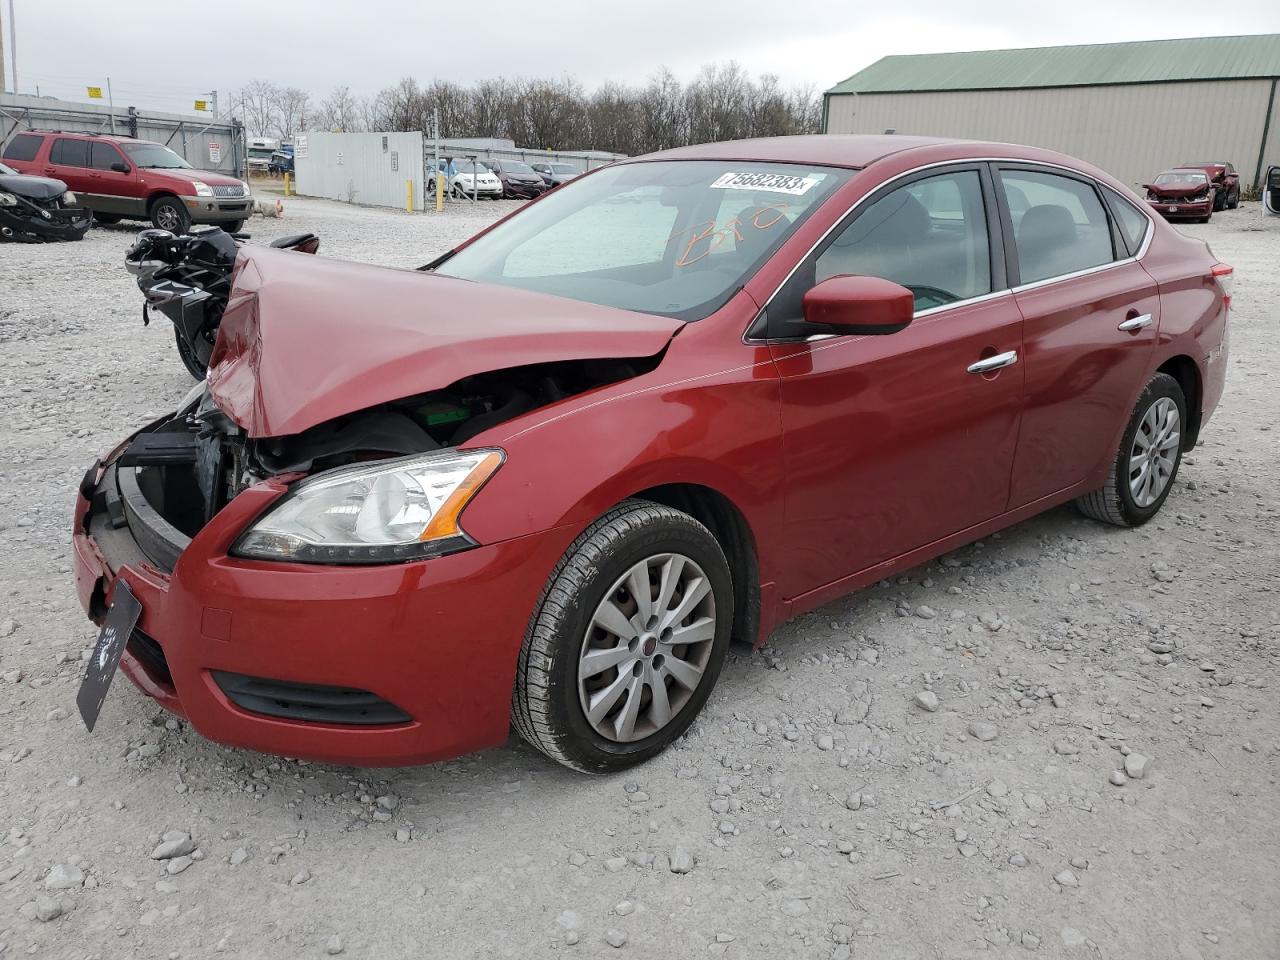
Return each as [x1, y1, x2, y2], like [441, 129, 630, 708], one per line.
[1156, 354, 1203, 448]
[146, 189, 184, 208]
[627, 482, 762, 650]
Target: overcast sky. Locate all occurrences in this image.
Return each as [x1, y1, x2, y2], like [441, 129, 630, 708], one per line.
[5, 1, 1280, 115]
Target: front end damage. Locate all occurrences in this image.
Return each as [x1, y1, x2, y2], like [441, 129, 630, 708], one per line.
[0, 188, 91, 243]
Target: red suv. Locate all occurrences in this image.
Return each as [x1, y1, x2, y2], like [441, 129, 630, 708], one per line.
[72, 136, 1231, 773]
[1, 130, 252, 233]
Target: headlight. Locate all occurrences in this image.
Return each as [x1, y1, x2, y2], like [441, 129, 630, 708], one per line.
[0, 192, 16, 207]
[191, 181, 215, 197]
[61, 191, 77, 205]
[233, 449, 503, 564]
[241, 180, 253, 197]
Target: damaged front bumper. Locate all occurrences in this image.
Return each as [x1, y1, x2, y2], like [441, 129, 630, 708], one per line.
[72, 421, 575, 766]
[0, 201, 91, 242]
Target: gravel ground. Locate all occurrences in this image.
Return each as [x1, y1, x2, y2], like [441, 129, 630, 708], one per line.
[1, 195, 1277, 960]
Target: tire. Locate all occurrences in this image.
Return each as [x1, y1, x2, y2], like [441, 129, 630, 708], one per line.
[512, 500, 733, 773]
[1075, 372, 1186, 527]
[150, 196, 190, 233]
[92, 213, 121, 225]
[220, 220, 245, 234]
[1228, 188, 1240, 210]
[174, 327, 208, 381]
[1212, 190, 1225, 212]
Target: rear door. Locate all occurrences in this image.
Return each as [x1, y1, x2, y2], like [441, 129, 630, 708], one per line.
[996, 165, 1160, 508]
[86, 141, 143, 216]
[46, 137, 95, 197]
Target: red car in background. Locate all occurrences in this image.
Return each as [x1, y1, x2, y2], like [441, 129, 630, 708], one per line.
[72, 135, 1231, 773]
[1, 130, 252, 233]
[1179, 161, 1241, 211]
[1144, 168, 1218, 222]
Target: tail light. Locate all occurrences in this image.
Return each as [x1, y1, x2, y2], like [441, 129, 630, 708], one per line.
[1211, 262, 1233, 309]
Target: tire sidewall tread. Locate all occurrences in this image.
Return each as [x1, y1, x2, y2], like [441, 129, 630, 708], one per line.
[512, 500, 733, 773]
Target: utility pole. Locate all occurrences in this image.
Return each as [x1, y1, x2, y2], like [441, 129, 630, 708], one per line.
[0, 0, 6, 96]
[6, 0, 17, 95]
[106, 77, 115, 134]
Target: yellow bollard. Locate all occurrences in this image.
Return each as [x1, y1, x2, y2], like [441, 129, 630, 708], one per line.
[435, 172, 444, 212]
[283, 172, 292, 196]
[406, 179, 414, 214]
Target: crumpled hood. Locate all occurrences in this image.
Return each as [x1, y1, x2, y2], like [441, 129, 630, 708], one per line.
[0, 173, 67, 200]
[1147, 181, 1211, 200]
[207, 247, 682, 438]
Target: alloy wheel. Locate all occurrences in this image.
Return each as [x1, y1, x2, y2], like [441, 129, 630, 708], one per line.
[155, 205, 180, 231]
[577, 553, 717, 743]
[1128, 397, 1180, 507]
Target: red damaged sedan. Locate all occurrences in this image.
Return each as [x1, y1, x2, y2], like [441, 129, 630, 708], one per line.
[1144, 168, 1218, 222]
[73, 135, 1231, 772]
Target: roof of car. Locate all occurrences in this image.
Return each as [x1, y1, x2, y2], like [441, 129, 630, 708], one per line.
[635, 134, 1080, 170]
[26, 130, 149, 144]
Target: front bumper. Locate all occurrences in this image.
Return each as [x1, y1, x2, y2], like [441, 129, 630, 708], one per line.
[1146, 198, 1212, 219]
[504, 181, 546, 198]
[0, 204, 91, 242]
[72, 443, 574, 766]
[182, 195, 252, 223]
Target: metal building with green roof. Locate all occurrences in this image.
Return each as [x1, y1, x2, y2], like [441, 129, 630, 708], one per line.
[823, 34, 1280, 190]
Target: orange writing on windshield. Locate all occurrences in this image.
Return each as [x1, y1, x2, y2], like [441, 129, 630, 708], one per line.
[668, 203, 791, 267]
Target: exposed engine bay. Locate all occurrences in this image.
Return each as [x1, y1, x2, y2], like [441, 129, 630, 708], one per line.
[118, 356, 660, 549]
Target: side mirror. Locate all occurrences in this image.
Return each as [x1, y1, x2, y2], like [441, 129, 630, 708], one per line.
[111, 162, 130, 173]
[802, 275, 914, 335]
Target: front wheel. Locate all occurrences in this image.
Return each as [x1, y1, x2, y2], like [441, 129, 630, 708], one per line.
[150, 196, 191, 233]
[221, 220, 244, 234]
[512, 501, 733, 772]
[174, 327, 208, 380]
[92, 213, 122, 225]
[1075, 372, 1186, 527]
[1228, 188, 1240, 210]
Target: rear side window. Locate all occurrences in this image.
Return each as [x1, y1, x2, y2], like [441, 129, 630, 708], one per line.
[1102, 187, 1151, 257]
[51, 138, 90, 168]
[91, 142, 123, 170]
[999, 169, 1114, 284]
[1, 133, 42, 162]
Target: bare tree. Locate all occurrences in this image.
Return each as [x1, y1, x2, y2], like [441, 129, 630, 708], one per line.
[254, 63, 821, 153]
[312, 86, 365, 133]
[275, 87, 311, 140]
[235, 79, 279, 139]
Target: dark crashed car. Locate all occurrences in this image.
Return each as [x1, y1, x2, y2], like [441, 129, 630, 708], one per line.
[0, 161, 91, 242]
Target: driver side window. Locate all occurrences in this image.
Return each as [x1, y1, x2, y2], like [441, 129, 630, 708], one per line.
[814, 169, 992, 312]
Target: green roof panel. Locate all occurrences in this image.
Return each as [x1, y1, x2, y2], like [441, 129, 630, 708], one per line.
[827, 34, 1280, 95]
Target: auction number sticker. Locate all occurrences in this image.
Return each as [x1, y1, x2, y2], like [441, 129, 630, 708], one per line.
[710, 171, 819, 195]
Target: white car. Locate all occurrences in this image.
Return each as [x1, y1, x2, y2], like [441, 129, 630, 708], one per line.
[433, 161, 502, 199]
[1266, 164, 1278, 215]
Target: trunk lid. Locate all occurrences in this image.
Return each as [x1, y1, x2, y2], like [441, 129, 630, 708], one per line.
[207, 247, 682, 438]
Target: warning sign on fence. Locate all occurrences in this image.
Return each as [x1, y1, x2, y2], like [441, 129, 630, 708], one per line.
[208, 142, 222, 164]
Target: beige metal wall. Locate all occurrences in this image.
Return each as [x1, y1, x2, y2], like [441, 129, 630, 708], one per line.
[826, 79, 1280, 190]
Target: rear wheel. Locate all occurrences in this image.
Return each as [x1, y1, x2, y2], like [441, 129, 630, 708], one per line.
[512, 501, 733, 772]
[150, 196, 190, 234]
[1075, 372, 1186, 527]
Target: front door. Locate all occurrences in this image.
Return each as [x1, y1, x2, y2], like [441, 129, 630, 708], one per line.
[86, 141, 144, 217]
[764, 165, 1024, 601]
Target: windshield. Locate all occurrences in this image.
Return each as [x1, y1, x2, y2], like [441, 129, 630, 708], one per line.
[122, 142, 192, 169]
[1154, 171, 1207, 185]
[435, 160, 850, 321]
[505, 162, 536, 174]
[550, 164, 577, 174]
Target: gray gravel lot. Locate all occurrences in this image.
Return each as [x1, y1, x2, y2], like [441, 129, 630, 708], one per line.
[1, 195, 1278, 959]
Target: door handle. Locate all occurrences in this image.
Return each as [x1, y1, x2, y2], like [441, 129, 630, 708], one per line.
[967, 350, 1018, 374]
[1118, 313, 1153, 331]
